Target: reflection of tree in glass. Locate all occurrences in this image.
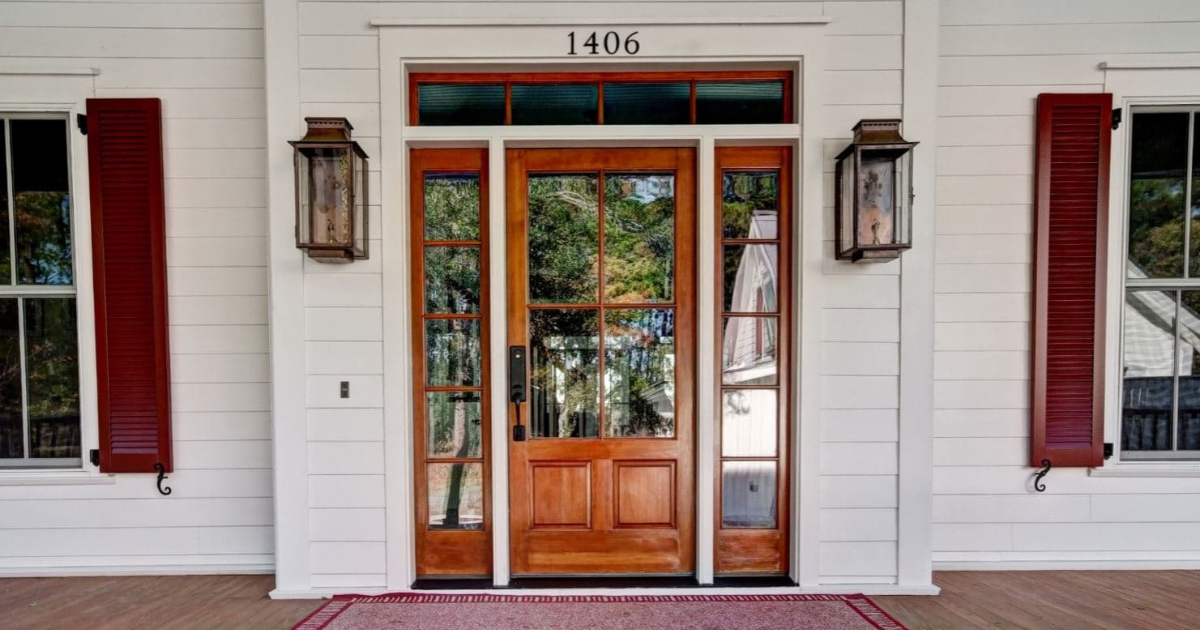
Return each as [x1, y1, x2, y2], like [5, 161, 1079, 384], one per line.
[530, 310, 599, 438]
[605, 309, 674, 438]
[0, 300, 22, 458]
[24, 298, 79, 459]
[15, 192, 72, 285]
[528, 175, 599, 303]
[428, 392, 482, 458]
[425, 246, 480, 314]
[424, 175, 480, 241]
[604, 175, 674, 303]
[426, 320, 481, 387]
[722, 173, 778, 239]
[1129, 179, 1185, 278]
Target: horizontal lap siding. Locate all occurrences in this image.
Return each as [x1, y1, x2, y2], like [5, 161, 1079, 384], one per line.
[0, 0, 270, 574]
[933, 0, 1200, 566]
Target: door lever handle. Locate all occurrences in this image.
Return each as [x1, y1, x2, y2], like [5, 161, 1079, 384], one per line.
[510, 346, 527, 442]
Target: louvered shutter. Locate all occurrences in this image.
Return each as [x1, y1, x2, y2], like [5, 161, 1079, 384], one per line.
[1031, 93, 1112, 468]
[86, 98, 172, 473]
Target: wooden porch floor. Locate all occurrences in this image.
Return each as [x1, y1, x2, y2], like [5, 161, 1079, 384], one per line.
[1, 571, 1198, 629]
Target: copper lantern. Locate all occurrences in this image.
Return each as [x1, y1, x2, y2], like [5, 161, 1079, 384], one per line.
[291, 117, 369, 262]
[834, 119, 917, 262]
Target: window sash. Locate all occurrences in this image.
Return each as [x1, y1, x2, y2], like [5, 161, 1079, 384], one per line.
[0, 113, 81, 469]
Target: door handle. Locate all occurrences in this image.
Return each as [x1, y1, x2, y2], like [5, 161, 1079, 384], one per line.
[509, 346, 527, 442]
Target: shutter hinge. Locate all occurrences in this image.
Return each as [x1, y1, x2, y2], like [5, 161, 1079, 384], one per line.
[1112, 108, 1123, 130]
[1104, 442, 1114, 460]
[76, 113, 87, 135]
[89, 449, 100, 467]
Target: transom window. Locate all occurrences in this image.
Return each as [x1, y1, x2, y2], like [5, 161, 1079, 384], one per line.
[0, 114, 81, 468]
[409, 72, 792, 126]
[1121, 106, 1200, 460]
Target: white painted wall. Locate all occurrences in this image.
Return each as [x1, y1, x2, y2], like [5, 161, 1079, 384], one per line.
[0, 0, 272, 574]
[933, 0, 1200, 569]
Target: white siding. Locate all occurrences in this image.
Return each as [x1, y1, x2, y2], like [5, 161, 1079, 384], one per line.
[0, 1, 271, 574]
[933, 0, 1200, 568]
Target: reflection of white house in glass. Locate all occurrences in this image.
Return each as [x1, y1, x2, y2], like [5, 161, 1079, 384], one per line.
[1122, 262, 1200, 453]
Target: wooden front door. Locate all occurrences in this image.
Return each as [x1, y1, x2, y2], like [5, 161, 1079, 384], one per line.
[506, 148, 696, 575]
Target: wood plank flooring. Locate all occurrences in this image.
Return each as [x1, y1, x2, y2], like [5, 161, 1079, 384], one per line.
[1, 571, 1197, 629]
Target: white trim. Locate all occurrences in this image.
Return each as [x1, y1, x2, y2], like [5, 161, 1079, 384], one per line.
[270, 583, 936, 601]
[0, 471, 115, 486]
[695, 135, 716, 585]
[794, 52, 824, 588]
[486, 137, 510, 587]
[1089, 463, 1200, 477]
[372, 17, 832, 28]
[264, 0, 311, 596]
[896, 0, 937, 591]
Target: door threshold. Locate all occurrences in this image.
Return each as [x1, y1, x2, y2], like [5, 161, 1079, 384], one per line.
[412, 575, 797, 590]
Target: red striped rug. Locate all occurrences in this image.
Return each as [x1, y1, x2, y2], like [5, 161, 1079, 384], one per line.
[291, 593, 909, 630]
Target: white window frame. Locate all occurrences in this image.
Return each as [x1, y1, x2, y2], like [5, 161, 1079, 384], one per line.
[0, 70, 102, 483]
[0, 112, 82, 469]
[1100, 64, 1200, 474]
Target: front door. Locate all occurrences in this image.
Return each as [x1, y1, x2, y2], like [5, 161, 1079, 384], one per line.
[506, 148, 696, 575]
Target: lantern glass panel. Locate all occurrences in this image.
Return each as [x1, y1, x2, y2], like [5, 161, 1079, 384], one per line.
[894, 150, 912, 247]
[354, 151, 367, 256]
[837, 157, 855, 254]
[857, 153, 897, 247]
[304, 147, 353, 247]
[296, 150, 313, 247]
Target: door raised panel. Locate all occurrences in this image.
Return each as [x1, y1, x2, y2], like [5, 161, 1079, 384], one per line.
[531, 462, 591, 528]
[614, 461, 675, 528]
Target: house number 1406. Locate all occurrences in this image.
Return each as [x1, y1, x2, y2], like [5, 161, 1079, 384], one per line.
[567, 31, 640, 55]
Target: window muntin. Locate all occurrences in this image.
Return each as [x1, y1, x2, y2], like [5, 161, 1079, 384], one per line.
[411, 72, 793, 126]
[0, 115, 81, 469]
[1122, 108, 1200, 459]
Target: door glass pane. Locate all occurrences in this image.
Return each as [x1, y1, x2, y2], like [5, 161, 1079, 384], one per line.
[696, 81, 785, 125]
[426, 319, 482, 387]
[11, 119, 72, 286]
[722, 316, 778, 386]
[605, 309, 675, 438]
[1180, 291, 1200, 451]
[418, 84, 505, 126]
[0, 122, 9, 285]
[427, 392, 482, 459]
[1192, 116, 1200, 278]
[424, 174, 480, 241]
[723, 245, 778, 312]
[722, 461, 777, 528]
[1128, 112, 1188, 279]
[529, 309, 599, 438]
[603, 82, 690, 125]
[723, 171, 779, 240]
[511, 84, 598, 126]
[427, 462, 484, 530]
[1122, 290, 1176, 452]
[528, 174, 600, 304]
[604, 174, 675, 303]
[424, 246, 480, 314]
[722, 389, 777, 457]
[0, 299, 22, 459]
[24, 298, 79, 459]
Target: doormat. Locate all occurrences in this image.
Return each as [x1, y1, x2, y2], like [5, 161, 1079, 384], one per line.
[291, 593, 909, 630]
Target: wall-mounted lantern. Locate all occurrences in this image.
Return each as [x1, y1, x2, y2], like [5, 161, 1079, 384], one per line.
[834, 119, 917, 262]
[290, 117, 369, 262]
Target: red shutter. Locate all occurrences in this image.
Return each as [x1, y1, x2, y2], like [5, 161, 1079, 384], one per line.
[1031, 93, 1112, 468]
[86, 98, 172, 473]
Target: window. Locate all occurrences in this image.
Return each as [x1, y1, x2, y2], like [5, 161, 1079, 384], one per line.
[1122, 107, 1200, 460]
[410, 72, 793, 126]
[0, 115, 81, 468]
